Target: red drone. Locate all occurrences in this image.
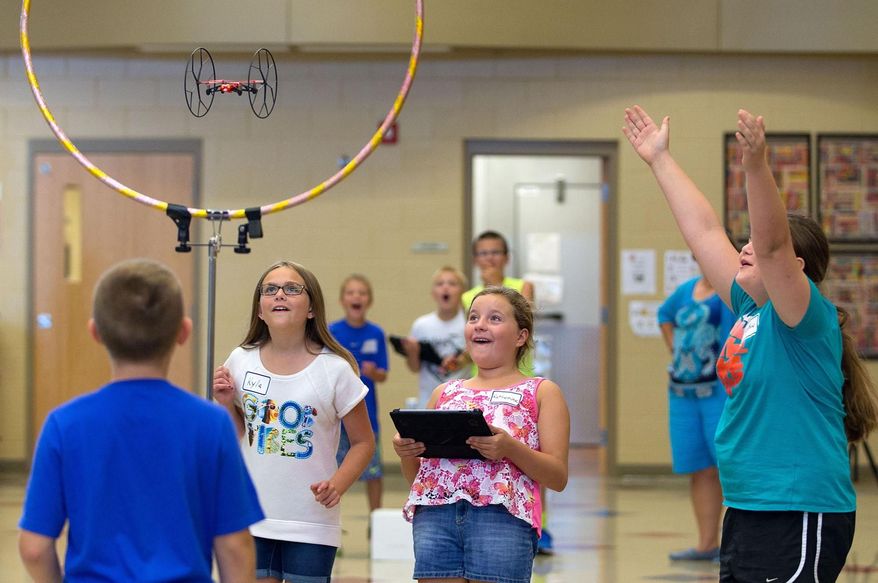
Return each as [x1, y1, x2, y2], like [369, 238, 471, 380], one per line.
[184, 47, 278, 119]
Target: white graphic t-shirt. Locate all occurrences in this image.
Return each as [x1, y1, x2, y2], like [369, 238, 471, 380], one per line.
[409, 311, 467, 407]
[225, 346, 367, 547]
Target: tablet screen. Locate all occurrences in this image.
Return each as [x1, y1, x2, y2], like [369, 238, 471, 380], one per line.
[390, 408, 492, 459]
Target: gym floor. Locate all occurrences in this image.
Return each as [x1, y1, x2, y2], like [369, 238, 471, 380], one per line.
[2, 448, 877, 581]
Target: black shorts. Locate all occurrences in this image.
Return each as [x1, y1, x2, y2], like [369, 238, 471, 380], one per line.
[719, 507, 855, 582]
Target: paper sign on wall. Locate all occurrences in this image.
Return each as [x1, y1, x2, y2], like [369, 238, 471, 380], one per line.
[663, 250, 701, 296]
[628, 300, 662, 337]
[527, 232, 561, 273]
[621, 249, 656, 295]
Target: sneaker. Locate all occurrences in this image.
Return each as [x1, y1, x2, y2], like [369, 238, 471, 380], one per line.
[668, 547, 720, 561]
[537, 528, 554, 555]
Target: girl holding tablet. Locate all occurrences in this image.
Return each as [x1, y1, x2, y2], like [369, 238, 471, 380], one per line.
[393, 287, 570, 583]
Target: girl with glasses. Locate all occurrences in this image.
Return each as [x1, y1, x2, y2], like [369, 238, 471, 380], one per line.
[213, 260, 374, 583]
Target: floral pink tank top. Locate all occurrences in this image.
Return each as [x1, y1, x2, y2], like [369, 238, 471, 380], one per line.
[403, 377, 543, 533]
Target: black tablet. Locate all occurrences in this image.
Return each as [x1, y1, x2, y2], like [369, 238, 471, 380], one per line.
[390, 408, 492, 459]
[388, 335, 445, 366]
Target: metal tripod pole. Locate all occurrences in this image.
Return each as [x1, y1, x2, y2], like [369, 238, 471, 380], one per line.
[205, 232, 221, 400]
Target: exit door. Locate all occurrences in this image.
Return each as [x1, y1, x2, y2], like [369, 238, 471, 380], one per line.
[469, 146, 611, 446]
[29, 142, 200, 451]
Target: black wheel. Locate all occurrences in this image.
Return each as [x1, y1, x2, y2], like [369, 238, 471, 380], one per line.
[248, 48, 277, 119]
[184, 47, 216, 117]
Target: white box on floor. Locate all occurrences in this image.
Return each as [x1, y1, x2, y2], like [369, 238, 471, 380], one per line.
[370, 508, 415, 561]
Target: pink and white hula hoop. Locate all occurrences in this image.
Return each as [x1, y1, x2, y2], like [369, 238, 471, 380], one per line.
[20, 0, 424, 220]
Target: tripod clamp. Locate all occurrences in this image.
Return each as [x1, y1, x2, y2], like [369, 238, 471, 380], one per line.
[235, 207, 264, 254]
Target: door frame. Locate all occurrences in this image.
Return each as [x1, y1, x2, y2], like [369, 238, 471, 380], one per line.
[464, 139, 619, 474]
[26, 138, 202, 456]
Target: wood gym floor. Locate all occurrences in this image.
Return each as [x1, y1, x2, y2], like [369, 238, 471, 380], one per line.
[2, 448, 877, 581]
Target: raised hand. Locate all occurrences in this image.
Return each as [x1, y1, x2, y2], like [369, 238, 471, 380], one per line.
[735, 109, 768, 172]
[213, 366, 236, 408]
[622, 105, 670, 166]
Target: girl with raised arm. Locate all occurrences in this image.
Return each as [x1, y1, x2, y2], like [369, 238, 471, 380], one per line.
[624, 106, 878, 580]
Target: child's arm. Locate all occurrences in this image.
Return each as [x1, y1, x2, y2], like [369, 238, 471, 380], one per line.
[467, 380, 570, 491]
[213, 365, 245, 438]
[360, 361, 387, 382]
[623, 106, 740, 307]
[19, 530, 61, 583]
[312, 401, 375, 508]
[392, 384, 443, 483]
[736, 110, 810, 326]
[659, 322, 675, 354]
[361, 329, 389, 382]
[214, 529, 256, 583]
[521, 280, 535, 303]
[401, 337, 422, 373]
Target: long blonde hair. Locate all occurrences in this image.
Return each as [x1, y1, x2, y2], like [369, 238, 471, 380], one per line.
[241, 261, 358, 375]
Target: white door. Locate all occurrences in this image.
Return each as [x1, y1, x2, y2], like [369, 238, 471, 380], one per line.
[471, 153, 607, 445]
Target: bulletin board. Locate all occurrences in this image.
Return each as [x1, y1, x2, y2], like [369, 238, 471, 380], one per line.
[724, 133, 811, 243]
[823, 252, 878, 358]
[817, 135, 878, 242]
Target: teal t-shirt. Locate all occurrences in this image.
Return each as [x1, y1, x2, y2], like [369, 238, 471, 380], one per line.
[715, 279, 854, 513]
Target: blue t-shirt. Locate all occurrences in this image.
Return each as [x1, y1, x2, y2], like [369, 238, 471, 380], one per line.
[715, 279, 854, 513]
[658, 277, 735, 385]
[329, 319, 388, 432]
[19, 379, 264, 582]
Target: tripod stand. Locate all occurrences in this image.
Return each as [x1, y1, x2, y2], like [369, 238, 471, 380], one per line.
[849, 440, 878, 486]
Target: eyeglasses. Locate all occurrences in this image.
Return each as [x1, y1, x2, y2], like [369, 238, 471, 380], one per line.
[259, 283, 306, 296]
[474, 249, 506, 258]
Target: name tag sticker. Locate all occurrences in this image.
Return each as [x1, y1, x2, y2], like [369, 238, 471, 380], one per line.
[490, 390, 522, 406]
[242, 371, 271, 395]
[362, 339, 379, 354]
[742, 314, 760, 341]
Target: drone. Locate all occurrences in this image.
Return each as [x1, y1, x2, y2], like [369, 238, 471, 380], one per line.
[184, 47, 278, 119]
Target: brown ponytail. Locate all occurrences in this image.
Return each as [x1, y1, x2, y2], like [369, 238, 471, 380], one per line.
[837, 307, 878, 442]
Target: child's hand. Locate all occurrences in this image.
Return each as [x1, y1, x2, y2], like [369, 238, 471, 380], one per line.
[361, 361, 378, 379]
[213, 366, 236, 407]
[622, 105, 670, 167]
[310, 480, 341, 508]
[467, 425, 516, 461]
[393, 432, 425, 458]
[401, 337, 420, 358]
[440, 353, 460, 373]
[735, 109, 768, 173]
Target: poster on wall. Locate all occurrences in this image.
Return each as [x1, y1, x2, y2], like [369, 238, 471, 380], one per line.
[628, 300, 662, 337]
[621, 249, 656, 295]
[823, 253, 878, 358]
[663, 250, 700, 296]
[817, 135, 878, 242]
[724, 133, 811, 243]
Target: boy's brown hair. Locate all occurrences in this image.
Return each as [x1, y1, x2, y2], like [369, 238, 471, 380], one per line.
[92, 259, 184, 362]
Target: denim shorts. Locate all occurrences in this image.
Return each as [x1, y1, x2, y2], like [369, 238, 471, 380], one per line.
[254, 536, 337, 583]
[668, 381, 726, 474]
[412, 501, 538, 583]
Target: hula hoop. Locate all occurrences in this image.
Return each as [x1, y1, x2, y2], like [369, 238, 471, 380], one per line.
[19, 0, 424, 220]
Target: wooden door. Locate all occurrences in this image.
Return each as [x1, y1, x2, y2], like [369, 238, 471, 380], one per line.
[31, 152, 197, 448]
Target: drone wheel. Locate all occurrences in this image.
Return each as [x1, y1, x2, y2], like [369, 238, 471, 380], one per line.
[248, 48, 277, 119]
[184, 47, 216, 117]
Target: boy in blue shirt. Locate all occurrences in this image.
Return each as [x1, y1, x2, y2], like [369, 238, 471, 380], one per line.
[330, 274, 388, 513]
[19, 259, 264, 582]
